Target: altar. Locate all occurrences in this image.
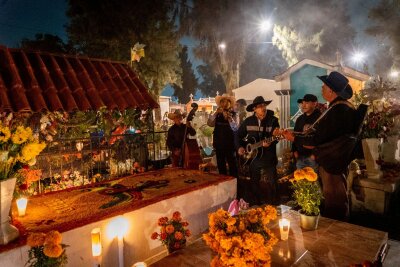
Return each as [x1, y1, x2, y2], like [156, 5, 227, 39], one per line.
[0, 169, 236, 267]
[150, 209, 388, 266]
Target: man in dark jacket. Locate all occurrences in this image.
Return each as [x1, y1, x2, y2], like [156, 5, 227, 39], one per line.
[166, 110, 196, 167]
[292, 94, 321, 171]
[237, 96, 280, 205]
[282, 71, 356, 221]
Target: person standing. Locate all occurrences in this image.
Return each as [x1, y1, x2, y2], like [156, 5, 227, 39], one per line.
[282, 71, 356, 221]
[237, 96, 280, 205]
[207, 94, 238, 177]
[234, 98, 247, 125]
[166, 110, 196, 167]
[292, 94, 321, 172]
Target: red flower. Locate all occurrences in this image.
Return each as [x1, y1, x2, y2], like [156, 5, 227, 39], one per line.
[185, 229, 191, 237]
[19, 183, 28, 190]
[172, 211, 181, 221]
[181, 221, 189, 227]
[160, 232, 167, 240]
[151, 232, 158, 240]
[22, 165, 29, 170]
[174, 242, 181, 249]
[158, 217, 168, 226]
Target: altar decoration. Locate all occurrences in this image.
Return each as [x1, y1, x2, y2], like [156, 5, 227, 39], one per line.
[203, 205, 278, 267]
[151, 211, 191, 253]
[0, 122, 46, 244]
[26, 230, 68, 267]
[290, 167, 323, 230]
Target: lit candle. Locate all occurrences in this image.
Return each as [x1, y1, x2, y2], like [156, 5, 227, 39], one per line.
[16, 197, 28, 216]
[279, 218, 290, 241]
[107, 216, 129, 267]
[91, 228, 102, 267]
[133, 262, 147, 267]
[76, 142, 84, 151]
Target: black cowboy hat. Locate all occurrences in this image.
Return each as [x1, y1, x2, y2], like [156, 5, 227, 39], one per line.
[246, 96, 272, 112]
[298, 94, 318, 103]
[317, 71, 353, 99]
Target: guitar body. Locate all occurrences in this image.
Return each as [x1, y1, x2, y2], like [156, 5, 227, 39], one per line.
[242, 137, 263, 165]
[184, 139, 201, 170]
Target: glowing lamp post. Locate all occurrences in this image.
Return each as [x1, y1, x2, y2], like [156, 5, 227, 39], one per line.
[91, 228, 102, 267]
[107, 216, 129, 267]
[16, 197, 28, 216]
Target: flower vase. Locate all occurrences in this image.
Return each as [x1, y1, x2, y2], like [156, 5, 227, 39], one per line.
[0, 177, 20, 245]
[361, 138, 383, 180]
[381, 136, 399, 163]
[167, 243, 184, 254]
[299, 212, 319, 230]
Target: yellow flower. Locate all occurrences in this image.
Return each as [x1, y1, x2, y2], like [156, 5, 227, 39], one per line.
[0, 126, 11, 143]
[44, 230, 62, 245]
[27, 232, 46, 247]
[20, 142, 46, 162]
[11, 126, 32, 144]
[43, 243, 63, 258]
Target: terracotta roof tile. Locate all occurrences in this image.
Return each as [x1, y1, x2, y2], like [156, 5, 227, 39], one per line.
[0, 46, 158, 112]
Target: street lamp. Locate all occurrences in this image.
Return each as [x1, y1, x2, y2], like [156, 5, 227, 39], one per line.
[259, 20, 272, 33]
[351, 51, 366, 64]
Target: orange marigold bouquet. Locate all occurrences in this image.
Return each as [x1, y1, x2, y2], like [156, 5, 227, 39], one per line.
[26, 230, 68, 267]
[203, 205, 278, 267]
[290, 167, 323, 216]
[151, 211, 191, 253]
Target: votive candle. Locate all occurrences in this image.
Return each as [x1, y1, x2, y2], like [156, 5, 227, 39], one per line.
[16, 197, 28, 216]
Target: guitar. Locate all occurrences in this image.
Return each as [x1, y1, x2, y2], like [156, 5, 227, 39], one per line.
[241, 135, 282, 165]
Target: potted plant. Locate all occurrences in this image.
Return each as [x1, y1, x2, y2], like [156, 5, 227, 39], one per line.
[151, 211, 191, 254]
[290, 167, 323, 230]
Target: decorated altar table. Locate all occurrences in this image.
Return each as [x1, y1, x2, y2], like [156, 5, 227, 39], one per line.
[0, 169, 236, 267]
[150, 209, 388, 267]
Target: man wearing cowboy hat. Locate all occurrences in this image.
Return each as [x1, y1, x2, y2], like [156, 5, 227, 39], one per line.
[207, 94, 238, 178]
[237, 96, 280, 206]
[292, 94, 321, 172]
[282, 71, 357, 221]
[166, 109, 196, 167]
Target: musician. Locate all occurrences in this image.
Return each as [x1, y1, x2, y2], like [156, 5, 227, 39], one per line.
[237, 96, 280, 205]
[282, 71, 356, 221]
[292, 94, 321, 172]
[207, 94, 238, 178]
[166, 109, 196, 167]
[234, 98, 248, 125]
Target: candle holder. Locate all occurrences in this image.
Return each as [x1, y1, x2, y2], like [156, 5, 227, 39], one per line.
[16, 197, 28, 216]
[279, 218, 290, 241]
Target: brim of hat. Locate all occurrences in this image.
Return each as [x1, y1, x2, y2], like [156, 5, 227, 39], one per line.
[167, 114, 185, 120]
[246, 100, 272, 112]
[317, 75, 353, 100]
[216, 95, 236, 106]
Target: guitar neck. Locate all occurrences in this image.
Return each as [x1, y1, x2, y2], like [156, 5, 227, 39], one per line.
[252, 136, 279, 149]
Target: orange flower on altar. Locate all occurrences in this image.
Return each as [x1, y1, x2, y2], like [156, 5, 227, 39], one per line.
[43, 244, 63, 258]
[44, 230, 62, 245]
[204, 206, 278, 267]
[151, 211, 190, 252]
[27, 232, 46, 247]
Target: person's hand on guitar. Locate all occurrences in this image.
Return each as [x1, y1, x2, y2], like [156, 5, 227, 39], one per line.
[280, 129, 295, 142]
[262, 140, 271, 147]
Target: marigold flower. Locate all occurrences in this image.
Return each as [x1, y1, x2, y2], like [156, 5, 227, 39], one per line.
[43, 243, 63, 258]
[293, 169, 306, 181]
[165, 225, 175, 234]
[185, 229, 191, 237]
[44, 230, 62, 245]
[27, 232, 46, 247]
[160, 232, 167, 240]
[181, 221, 189, 227]
[158, 216, 168, 226]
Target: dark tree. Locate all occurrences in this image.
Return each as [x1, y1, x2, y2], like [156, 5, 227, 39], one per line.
[197, 64, 226, 97]
[20, 34, 74, 54]
[66, 0, 188, 95]
[172, 46, 198, 103]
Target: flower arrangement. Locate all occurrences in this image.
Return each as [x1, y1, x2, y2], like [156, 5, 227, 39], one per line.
[361, 98, 395, 140]
[151, 211, 191, 253]
[26, 230, 68, 267]
[203, 205, 278, 267]
[0, 123, 46, 181]
[290, 167, 323, 216]
[15, 167, 42, 197]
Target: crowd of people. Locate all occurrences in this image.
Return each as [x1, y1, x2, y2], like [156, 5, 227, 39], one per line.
[166, 71, 360, 222]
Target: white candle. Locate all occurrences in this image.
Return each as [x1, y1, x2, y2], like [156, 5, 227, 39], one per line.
[133, 262, 147, 267]
[279, 218, 290, 241]
[91, 228, 102, 266]
[16, 197, 28, 216]
[118, 235, 124, 267]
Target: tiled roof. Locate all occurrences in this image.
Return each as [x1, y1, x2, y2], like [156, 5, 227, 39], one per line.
[0, 46, 159, 112]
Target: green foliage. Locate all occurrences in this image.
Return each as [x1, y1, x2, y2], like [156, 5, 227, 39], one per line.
[291, 179, 323, 216]
[66, 0, 184, 96]
[197, 64, 226, 97]
[26, 245, 68, 267]
[20, 34, 74, 54]
[172, 46, 198, 103]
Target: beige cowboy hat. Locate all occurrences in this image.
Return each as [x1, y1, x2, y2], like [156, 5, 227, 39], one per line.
[167, 109, 186, 120]
[215, 94, 236, 107]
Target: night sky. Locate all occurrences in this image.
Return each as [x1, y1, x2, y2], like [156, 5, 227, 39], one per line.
[0, 0, 381, 97]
